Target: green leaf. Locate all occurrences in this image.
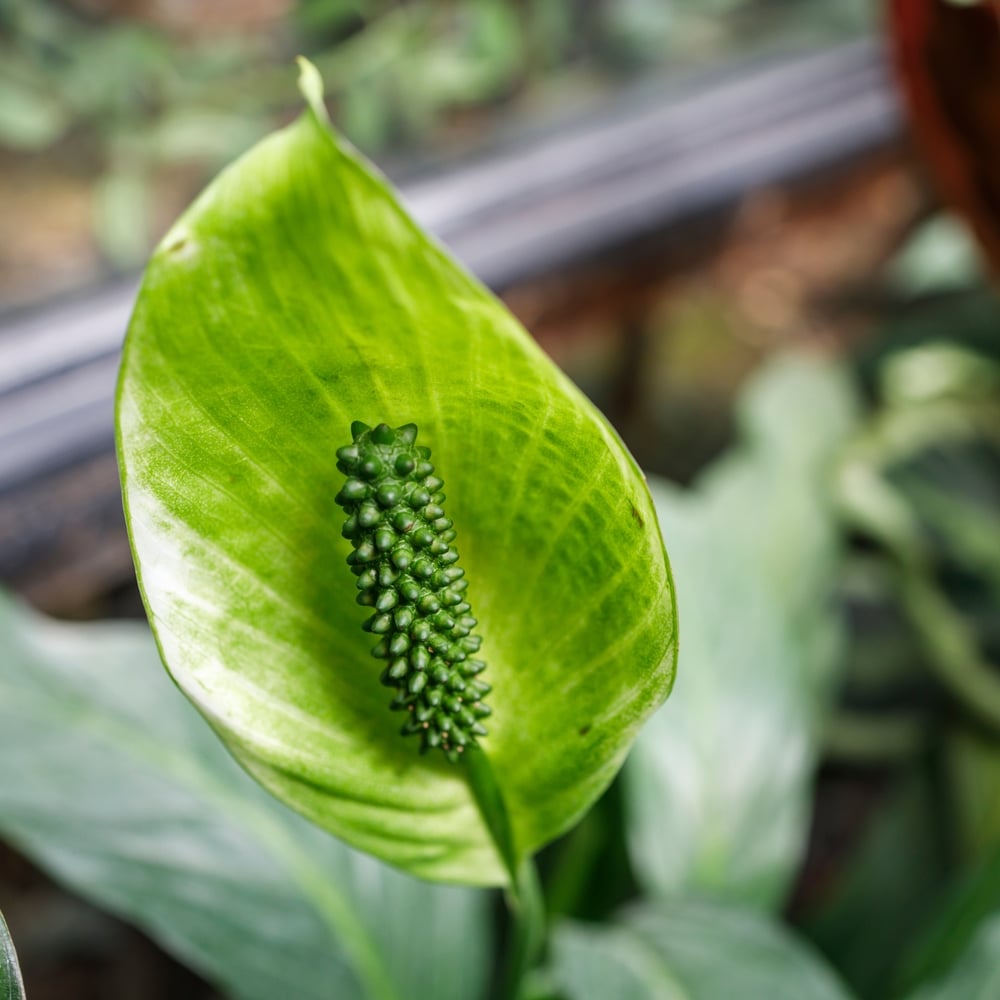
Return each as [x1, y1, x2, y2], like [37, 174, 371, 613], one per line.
[947, 726, 1000, 862]
[801, 774, 949, 999]
[116, 62, 676, 886]
[550, 899, 855, 1000]
[0, 908, 25, 1000]
[624, 354, 858, 908]
[0, 76, 67, 150]
[897, 840, 1000, 995]
[834, 373, 1000, 732]
[904, 912, 1000, 1000]
[93, 163, 152, 268]
[0, 591, 490, 1000]
[888, 215, 983, 296]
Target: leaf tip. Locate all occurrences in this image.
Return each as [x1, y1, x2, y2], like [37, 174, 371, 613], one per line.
[296, 56, 329, 125]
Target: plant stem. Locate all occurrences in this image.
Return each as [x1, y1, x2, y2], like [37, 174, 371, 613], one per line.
[500, 856, 545, 1000]
[464, 749, 546, 1000]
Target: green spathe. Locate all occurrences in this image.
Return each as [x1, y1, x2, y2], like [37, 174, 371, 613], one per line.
[117, 61, 676, 886]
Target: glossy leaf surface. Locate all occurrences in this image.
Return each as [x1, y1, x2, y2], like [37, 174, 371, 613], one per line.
[624, 355, 858, 908]
[0, 909, 24, 1000]
[117, 64, 676, 885]
[551, 899, 853, 1000]
[0, 592, 489, 1000]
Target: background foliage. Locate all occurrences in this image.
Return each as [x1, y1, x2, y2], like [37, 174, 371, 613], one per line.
[9, 274, 1000, 995]
[0, 0, 871, 279]
[5, 1, 1000, 997]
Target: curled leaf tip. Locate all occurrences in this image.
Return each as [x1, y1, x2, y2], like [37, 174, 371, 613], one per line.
[335, 422, 491, 762]
[295, 56, 328, 123]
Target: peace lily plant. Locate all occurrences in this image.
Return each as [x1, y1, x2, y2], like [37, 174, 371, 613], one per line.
[114, 60, 677, 996]
[9, 62, 1000, 995]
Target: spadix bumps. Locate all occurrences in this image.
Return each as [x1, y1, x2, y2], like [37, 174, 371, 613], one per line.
[335, 422, 492, 762]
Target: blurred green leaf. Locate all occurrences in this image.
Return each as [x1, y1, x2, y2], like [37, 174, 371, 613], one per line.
[526, 0, 576, 72]
[297, 0, 370, 35]
[896, 837, 1000, 995]
[0, 909, 25, 1000]
[117, 63, 676, 887]
[415, 0, 523, 104]
[0, 592, 490, 1000]
[898, 476, 1000, 600]
[340, 77, 394, 150]
[889, 216, 983, 296]
[880, 343, 1000, 409]
[0, 74, 66, 149]
[93, 164, 151, 268]
[945, 726, 1000, 862]
[895, 568, 1000, 730]
[802, 775, 949, 999]
[836, 377, 1000, 732]
[625, 354, 858, 909]
[854, 290, 1000, 395]
[826, 555, 934, 756]
[601, 0, 678, 69]
[904, 911, 1000, 1000]
[147, 111, 267, 165]
[551, 899, 854, 1000]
